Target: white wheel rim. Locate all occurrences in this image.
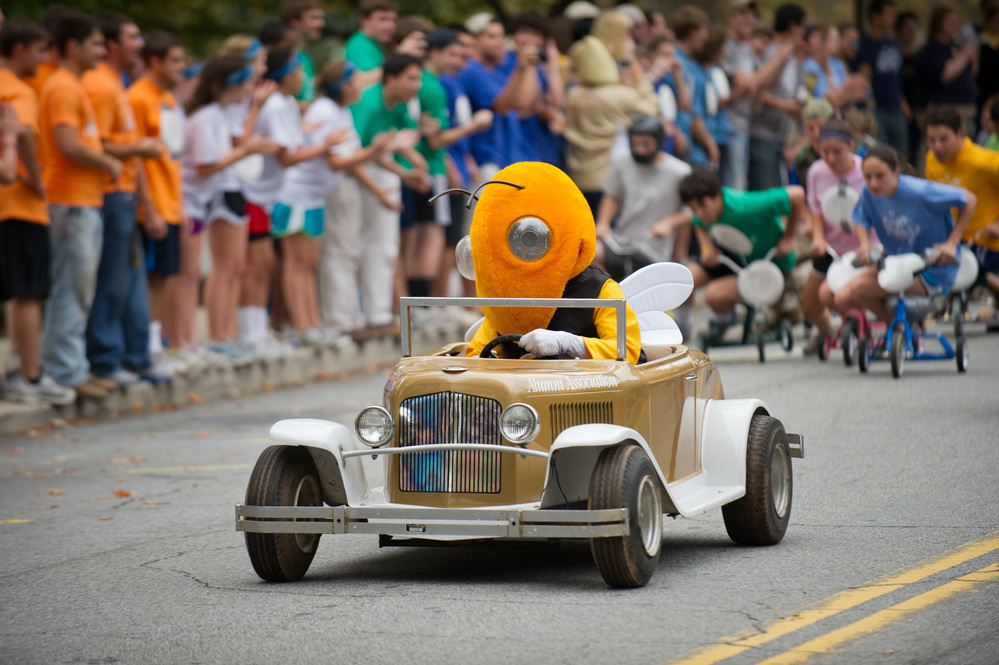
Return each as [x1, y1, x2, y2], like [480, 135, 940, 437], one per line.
[637, 475, 663, 557]
[293, 475, 322, 553]
[771, 445, 791, 519]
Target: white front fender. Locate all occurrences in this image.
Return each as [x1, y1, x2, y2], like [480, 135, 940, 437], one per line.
[268, 418, 378, 506]
[539, 424, 669, 509]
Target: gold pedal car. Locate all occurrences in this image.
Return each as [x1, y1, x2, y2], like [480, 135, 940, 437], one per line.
[236, 263, 803, 588]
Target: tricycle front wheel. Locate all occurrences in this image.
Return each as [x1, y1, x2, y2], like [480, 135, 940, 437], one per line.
[244, 445, 323, 581]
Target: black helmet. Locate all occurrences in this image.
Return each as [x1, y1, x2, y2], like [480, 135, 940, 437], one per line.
[628, 114, 666, 146]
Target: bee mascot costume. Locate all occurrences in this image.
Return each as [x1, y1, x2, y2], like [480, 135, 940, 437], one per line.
[459, 161, 644, 363]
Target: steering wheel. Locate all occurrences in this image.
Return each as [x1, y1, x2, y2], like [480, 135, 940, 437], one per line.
[479, 334, 531, 359]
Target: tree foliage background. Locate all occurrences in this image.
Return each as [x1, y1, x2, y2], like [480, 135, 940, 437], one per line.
[2, 0, 984, 58]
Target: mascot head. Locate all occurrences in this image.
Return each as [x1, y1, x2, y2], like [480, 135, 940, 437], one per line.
[460, 162, 595, 334]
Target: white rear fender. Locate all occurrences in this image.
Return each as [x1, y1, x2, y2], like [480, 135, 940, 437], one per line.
[540, 425, 669, 509]
[268, 418, 375, 506]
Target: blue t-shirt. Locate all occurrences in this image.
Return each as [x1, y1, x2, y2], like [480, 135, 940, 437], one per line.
[802, 57, 846, 99]
[856, 36, 903, 111]
[509, 56, 562, 167]
[440, 73, 472, 188]
[852, 174, 966, 290]
[701, 64, 731, 149]
[675, 47, 709, 166]
[458, 52, 531, 168]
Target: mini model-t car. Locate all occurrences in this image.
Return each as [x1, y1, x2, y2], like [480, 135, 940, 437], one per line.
[236, 264, 804, 588]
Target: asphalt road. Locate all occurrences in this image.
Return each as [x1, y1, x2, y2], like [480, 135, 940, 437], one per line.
[1, 324, 997, 665]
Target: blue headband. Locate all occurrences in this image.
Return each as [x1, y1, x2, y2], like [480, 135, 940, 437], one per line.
[265, 51, 302, 81]
[326, 61, 358, 96]
[183, 61, 203, 79]
[244, 39, 263, 62]
[819, 130, 853, 143]
[224, 63, 254, 86]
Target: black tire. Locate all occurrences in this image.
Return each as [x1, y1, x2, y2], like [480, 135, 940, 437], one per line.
[842, 319, 859, 367]
[956, 336, 968, 373]
[779, 319, 794, 352]
[244, 445, 323, 582]
[817, 329, 829, 361]
[858, 337, 871, 373]
[952, 298, 965, 339]
[890, 325, 906, 379]
[755, 320, 766, 363]
[722, 414, 792, 546]
[589, 445, 663, 588]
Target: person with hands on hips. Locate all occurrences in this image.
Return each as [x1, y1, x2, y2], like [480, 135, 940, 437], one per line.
[833, 144, 977, 323]
[458, 161, 643, 363]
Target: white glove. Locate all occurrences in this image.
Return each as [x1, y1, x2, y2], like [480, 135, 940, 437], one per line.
[518, 329, 586, 358]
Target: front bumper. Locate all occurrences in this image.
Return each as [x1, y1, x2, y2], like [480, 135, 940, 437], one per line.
[236, 505, 629, 539]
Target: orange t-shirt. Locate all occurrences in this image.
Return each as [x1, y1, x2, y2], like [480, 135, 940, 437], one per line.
[0, 69, 48, 225]
[38, 67, 105, 208]
[83, 62, 138, 193]
[128, 77, 183, 224]
[925, 137, 999, 252]
[24, 59, 57, 99]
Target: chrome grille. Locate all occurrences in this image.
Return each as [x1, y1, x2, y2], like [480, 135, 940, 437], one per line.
[398, 392, 502, 493]
[550, 401, 614, 440]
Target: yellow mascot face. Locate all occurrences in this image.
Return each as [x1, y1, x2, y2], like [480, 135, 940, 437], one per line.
[470, 162, 595, 334]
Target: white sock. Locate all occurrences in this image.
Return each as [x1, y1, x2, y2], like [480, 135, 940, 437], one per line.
[254, 307, 270, 342]
[237, 307, 255, 343]
[149, 321, 163, 356]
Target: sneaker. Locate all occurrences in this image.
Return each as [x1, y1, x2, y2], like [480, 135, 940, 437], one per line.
[75, 379, 110, 399]
[4, 374, 41, 403]
[321, 328, 355, 349]
[33, 375, 76, 405]
[299, 328, 324, 347]
[130, 361, 175, 384]
[88, 375, 117, 391]
[99, 368, 140, 388]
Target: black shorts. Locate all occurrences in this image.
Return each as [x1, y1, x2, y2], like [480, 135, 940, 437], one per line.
[143, 223, 181, 276]
[601, 239, 656, 282]
[0, 219, 51, 300]
[401, 176, 450, 231]
[445, 196, 467, 247]
[698, 257, 737, 281]
[811, 251, 835, 275]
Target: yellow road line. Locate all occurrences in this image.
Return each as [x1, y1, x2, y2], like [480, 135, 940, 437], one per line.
[1, 519, 33, 524]
[757, 563, 999, 665]
[128, 464, 250, 474]
[663, 531, 999, 665]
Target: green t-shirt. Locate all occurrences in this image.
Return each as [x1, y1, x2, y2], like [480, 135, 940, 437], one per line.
[295, 50, 316, 103]
[351, 83, 417, 168]
[415, 70, 449, 176]
[692, 187, 796, 271]
[986, 133, 999, 152]
[344, 32, 384, 72]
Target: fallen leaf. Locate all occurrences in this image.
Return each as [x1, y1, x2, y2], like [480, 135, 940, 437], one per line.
[196, 431, 208, 439]
[53, 467, 77, 474]
[115, 477, 129, 483]
[222, 449, 232, 456]
[188, 482, 198, 488]
[261, 380, 274, 393]
[13, 471, 49, 479]
[110, 455, 148, 465]
[131, 400, 145, 412]
[92, 496, 110, 501]
[112, 489, 134, 498]
[99, 516, 114, 521]
[52, 419, 70, 428]
[220, 479, 233, 485]
[42, 505, 59, 510]
[152, 403, 175, 412]
[188, 392, 203, 404]
[4, 447, 26, 456]
[44, 489, 64, 496]
[884, 650, 894, 655]
[140, 500, 156, 506]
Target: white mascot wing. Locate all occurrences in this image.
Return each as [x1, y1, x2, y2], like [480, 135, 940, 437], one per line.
[619, 262, 694, 346]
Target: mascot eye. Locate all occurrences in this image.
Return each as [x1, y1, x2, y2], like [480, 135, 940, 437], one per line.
[507, 217, 551, 262]
[456, 235, 475, 280]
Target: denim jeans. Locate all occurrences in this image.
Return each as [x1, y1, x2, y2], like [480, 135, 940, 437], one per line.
[875, 107, 909, 159]
[86, 191, 151, 376]
[41, 205, 103, 387]
[748, 137, 786, 191]
[721, 131, 749, 190]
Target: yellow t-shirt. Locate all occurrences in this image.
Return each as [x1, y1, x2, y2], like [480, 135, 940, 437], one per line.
[83, 62, 139, 194]
[925, 138, 999, 251]
[0, 69, 48, 225]
[128, 77, 183, 224]
[39, 67, 105, 208]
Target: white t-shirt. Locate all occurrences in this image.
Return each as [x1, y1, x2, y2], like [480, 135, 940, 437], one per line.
[181, 102, 240, 218]
[280, 97, 359, 209]
[603, 152, 692, 262]
[243, 93, 303, 209]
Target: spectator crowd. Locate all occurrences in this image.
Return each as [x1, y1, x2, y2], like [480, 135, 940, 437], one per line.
[1, 0, 998, 403]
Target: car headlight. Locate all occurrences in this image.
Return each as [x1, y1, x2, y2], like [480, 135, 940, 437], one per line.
[354, 406, 395, 448]
[500, 403, 540, 445]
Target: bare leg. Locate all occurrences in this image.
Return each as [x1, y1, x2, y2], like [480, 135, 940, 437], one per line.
[204, 220, 247, 342]
[172, 227, 202, 348]
[802, 271, 832, 330]
[705, 275, 741, 314]
[12, 297, 42, 379]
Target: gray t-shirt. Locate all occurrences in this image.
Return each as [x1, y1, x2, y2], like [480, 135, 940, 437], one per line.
[603, 152, 692, 262]
[751, 42, 803, 142]
[722, 37, 755, 134]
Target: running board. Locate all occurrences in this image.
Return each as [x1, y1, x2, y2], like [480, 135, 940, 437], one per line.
[786, 433, 804, 458]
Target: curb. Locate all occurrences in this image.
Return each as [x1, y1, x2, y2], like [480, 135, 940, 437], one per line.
[0, 323, 465, 438]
